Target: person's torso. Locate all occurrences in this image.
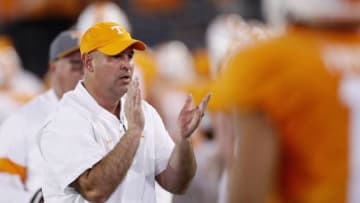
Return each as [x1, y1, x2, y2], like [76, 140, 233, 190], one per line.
[0, 89, 58, 192]
[227, 26, 360, 203]
[43, 86, 160, 203]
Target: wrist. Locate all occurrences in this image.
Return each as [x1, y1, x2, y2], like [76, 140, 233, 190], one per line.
[126, 128, 143, 137]
[174, 135, 192, 145]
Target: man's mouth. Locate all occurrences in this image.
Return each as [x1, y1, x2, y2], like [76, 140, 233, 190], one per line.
[119, 75, 131, 83]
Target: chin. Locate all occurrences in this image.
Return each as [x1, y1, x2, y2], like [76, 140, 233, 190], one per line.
[117, 87, 128, 97]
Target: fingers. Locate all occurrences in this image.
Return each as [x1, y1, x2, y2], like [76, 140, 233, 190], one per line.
[180, 94, 193, 113]
[180, 93, 210, 123]
[128, 78, 139, 100]
[135, 87, 141, 106]
[199, 93, 211, 112]
[181, 106, 199, 126]
[194, 93, 211, 121]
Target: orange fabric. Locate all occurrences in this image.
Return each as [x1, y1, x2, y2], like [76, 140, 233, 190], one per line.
[133, 0, 184, 13]
[0, 158, 26, 183]
[207, 26, 360, 202]
[0, 0, 90, 22]
[134, 51, 158, 87]
[0, 36, 13, 49]
[193, 49, 211, 79]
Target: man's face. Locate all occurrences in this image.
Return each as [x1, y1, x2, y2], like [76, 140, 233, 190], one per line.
[53, 51, 84, 96]
[90, 47, 135, 97]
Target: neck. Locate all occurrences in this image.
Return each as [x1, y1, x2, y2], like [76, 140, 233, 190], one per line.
[53, 86, 63, 100]
[83, 80, 122, 116]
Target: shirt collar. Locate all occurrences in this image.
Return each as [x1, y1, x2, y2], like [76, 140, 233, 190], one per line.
[73, 81, 127, 124]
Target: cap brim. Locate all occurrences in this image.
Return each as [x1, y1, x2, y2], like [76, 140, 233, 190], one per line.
[57, 46, 80, 59]
[98, 38, 146, 56]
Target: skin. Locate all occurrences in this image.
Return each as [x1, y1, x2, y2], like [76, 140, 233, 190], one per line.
[71, 46, 211, 202]
[50, 51, 84, 98]
[228, 111, 279, 203]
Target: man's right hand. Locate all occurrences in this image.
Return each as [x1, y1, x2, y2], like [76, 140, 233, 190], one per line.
[124, 78, 144, 135]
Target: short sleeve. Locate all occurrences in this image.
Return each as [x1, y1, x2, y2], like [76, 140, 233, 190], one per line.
[39, 108, 106, 190]
[149, 106, 175, 175]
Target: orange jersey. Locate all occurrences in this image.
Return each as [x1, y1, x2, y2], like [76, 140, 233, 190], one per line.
[210, 26, 360, 203]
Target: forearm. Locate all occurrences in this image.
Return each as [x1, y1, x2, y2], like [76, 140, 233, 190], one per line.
[71, 130, 141, 202]
[157, 138, 196, 194]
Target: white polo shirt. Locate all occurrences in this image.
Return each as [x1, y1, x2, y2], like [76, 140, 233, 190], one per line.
[0, 89, 58, 202]
[39, 82, 175, 203]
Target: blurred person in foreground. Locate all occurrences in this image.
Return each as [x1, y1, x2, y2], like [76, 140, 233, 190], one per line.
[202, 13, 280, 203]
[38, 22, 211, 202]
[193, 0, 360, 202]
[0, 30, 84, 202]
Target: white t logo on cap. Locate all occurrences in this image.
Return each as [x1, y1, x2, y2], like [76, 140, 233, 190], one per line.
[111, 26, 123, 35]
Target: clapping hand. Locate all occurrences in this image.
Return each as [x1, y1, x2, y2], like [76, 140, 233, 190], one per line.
[176, 93, 211, 142]
[125, 78, 144, 135]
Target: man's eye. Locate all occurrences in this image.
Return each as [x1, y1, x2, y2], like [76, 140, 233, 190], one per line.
[111, 54, 122, 59]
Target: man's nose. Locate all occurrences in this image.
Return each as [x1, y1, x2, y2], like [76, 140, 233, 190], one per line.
[120, 62, 132, 71]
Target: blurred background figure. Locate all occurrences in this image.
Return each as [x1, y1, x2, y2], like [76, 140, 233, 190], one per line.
[151, 40, 196, 133]
[150, 40, 197, 203]
[0, 0, 91, 78]
[0, 36, 43, 123]
[76, 1, 131, 34]
[0, 29, 83, 203]
[150, 39, 220, 203]
[206, 13, 252, 77]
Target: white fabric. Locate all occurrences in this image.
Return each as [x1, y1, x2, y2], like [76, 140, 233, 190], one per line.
[0, 92, 21, 124]
[155, 183, 173, 203]
[0, 89, 58, 202]
[39, 82, 174, 203]
[76, 1, 131, 34]
[217, 170, 228, 203]
[10, 70, 44, 95]
[285, 0, 360, 23]
[340, 76, 360, 203]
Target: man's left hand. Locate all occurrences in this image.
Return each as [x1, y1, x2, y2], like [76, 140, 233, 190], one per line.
[176, 93, 211, 142]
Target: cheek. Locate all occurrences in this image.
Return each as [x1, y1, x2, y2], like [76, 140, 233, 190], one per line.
[93, 67, 113, 83]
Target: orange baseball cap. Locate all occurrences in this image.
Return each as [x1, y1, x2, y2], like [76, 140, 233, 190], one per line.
[80, 22, 146, 55]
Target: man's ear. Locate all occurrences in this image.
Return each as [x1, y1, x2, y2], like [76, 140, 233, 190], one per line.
[49, 62, 56, 73]
[82, 53, 94, 72]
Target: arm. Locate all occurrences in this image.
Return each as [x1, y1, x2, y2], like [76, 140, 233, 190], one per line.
[156, 93, 211, 194]
[70, 79, 145, 203]
[156, 137, 196, 194]
[71, 130, 142, 202]
[228, 111, 279, 203]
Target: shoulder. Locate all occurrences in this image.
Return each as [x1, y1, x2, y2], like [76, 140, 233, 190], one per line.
[44, 93, 93, 135]
[141, 100, 160, 117]
[0, 91, 56, 132]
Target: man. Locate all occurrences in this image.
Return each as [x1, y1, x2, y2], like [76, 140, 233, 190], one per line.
[39, 22, 211, 202]
[0, 30, 84, 202]
[197, 0, 360, 202]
